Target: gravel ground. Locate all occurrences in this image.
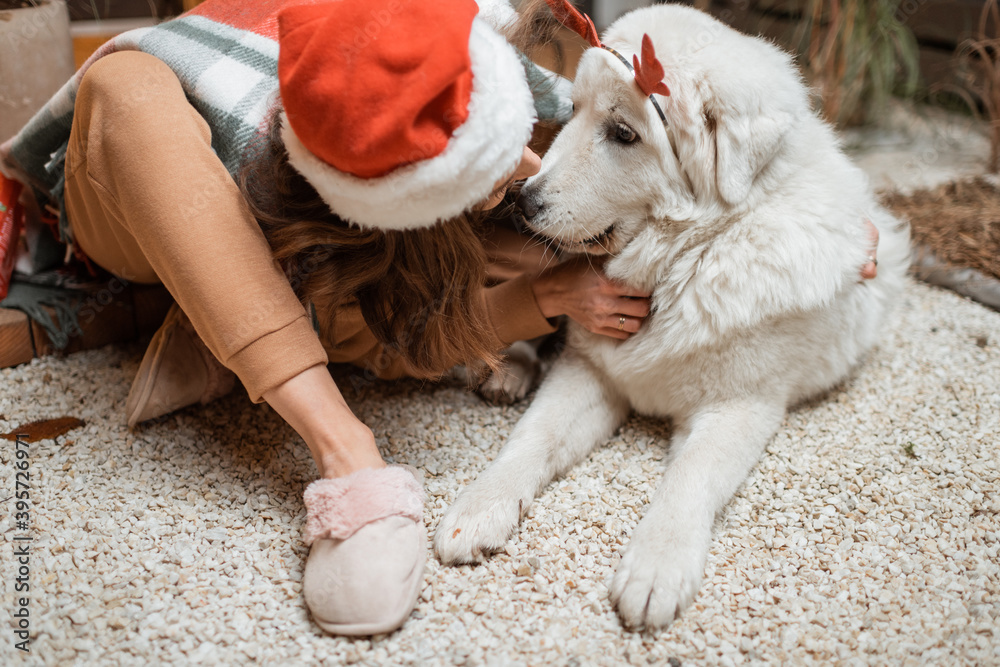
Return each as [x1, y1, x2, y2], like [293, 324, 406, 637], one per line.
[2, 102, 999, 665]
[1, 276, 998, 666]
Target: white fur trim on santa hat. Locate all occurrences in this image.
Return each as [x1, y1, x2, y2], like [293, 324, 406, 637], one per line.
[282, 18, 536, 231]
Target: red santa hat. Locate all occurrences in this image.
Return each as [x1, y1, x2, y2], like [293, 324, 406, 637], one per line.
[277, 0, 536, 230]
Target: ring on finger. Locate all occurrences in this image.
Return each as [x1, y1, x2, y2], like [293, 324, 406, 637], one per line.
[618, 315, 626, 331]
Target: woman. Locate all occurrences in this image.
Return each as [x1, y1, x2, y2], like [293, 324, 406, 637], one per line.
[1, 0, 652, 636]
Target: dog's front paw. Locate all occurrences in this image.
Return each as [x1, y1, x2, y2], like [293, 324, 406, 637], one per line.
[434, 482, 527, 565]
[610, 523, 710, 631]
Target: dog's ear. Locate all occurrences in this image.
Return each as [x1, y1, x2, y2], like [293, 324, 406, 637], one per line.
[713, 109, 791, 206]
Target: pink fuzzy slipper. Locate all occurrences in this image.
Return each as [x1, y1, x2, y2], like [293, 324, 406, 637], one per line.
[303, 465, 424, 544]
[302, 465, 426, 636]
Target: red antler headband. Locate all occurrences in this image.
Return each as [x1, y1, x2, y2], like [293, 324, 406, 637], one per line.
[546, 0, 600, 48]
[633, 34, 670, 98]
[545, 0, 669, 124]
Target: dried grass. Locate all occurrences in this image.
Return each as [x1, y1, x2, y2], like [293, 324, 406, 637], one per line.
[948, 0, 1000, 172]
[882, 177, 1000, 279]
[789, 0, 920, 126]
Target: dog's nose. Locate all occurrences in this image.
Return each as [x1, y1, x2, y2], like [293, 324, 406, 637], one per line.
[516, 184, 544, 220]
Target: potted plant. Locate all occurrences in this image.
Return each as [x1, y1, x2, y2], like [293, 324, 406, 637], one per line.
[791, 0, 921, 127]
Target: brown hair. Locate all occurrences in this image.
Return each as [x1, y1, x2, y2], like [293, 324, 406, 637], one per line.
[239, 114, 501, 377]
[503, 0, 564, 56]
[238, 4, 563, 377]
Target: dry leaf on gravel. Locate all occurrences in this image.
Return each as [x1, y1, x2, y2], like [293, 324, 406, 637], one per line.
[1, 416, 86, 442]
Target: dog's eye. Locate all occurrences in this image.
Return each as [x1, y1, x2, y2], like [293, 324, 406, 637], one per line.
[613, 123, 639, 144]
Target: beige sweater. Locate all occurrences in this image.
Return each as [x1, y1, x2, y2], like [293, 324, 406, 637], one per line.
[57, 51, 555, 402]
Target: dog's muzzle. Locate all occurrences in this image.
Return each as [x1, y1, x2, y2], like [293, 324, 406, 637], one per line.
[515, 183, 616, 252]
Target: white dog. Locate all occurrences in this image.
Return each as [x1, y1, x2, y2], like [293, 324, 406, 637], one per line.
[435, 4, 910, 630]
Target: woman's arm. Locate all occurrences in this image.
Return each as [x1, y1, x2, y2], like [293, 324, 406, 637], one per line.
[531, 217, 882, 336]
[262, 364, 385, 479]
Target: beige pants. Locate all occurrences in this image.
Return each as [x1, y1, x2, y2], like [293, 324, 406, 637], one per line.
[64, 51, 329, 401]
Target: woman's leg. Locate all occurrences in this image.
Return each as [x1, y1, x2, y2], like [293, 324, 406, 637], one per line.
[65, 51, 324, 403]
[64, 51, 382, 477]
[64, 51, 422, 636]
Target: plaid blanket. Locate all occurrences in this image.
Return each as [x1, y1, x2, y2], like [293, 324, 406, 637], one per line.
[0, 0, 571, 246]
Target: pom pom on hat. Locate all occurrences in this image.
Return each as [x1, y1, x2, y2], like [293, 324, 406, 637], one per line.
[278, 0, 536, 230]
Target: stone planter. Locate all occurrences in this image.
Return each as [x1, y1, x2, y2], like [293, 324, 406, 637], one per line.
[0, 0, 74, 143]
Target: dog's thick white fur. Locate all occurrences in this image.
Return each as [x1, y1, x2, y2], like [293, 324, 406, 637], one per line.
[435, 5, 910, 630]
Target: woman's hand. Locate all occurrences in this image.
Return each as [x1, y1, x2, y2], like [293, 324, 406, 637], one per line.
[532, 255, 652, 340]
[860, 219, 879, 280]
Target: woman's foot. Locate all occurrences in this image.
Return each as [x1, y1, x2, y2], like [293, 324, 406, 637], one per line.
[301, 465, 426, 635]
[125, 304, 235, 428]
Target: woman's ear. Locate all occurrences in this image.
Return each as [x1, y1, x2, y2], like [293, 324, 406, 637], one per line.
[713, 108, 791, 206]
